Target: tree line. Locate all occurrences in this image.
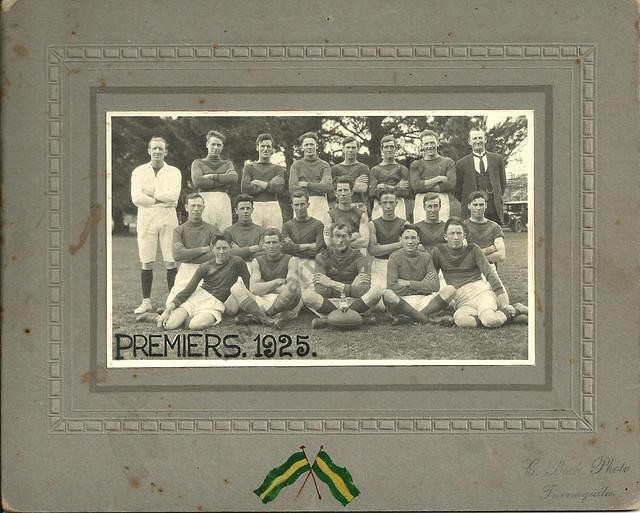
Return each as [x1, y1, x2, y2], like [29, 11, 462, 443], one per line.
[111, 114, 527, 231]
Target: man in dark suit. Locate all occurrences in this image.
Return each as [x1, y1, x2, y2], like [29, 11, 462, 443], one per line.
[455, 128, 507, 224]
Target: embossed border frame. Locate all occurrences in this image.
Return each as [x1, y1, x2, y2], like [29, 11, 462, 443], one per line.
[45, 43, 596, 434]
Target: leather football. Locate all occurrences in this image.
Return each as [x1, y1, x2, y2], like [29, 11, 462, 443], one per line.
[327, 309, 363, 330]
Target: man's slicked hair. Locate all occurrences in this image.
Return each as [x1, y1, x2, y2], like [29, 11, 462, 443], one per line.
[255, 133, 274, 146]
[148, 136, 168, 149]
[185, 192, 204, 204]
[380, 135, 396, 148]
[235, 193, 254, 208]
[419, 129, 438, 140]
[299, 131, 319, 144]
[423, 192, 441, 206]
[290, 190, 310, 203]
[467, 190, 488, 204]
[342, 135, 359, 147]
[206, 130, 226, 143]
[261, 227, 283, 241]
[444, 216, 467, 236]
[400, 224, 420, 237]
[330, 222, 352, 236]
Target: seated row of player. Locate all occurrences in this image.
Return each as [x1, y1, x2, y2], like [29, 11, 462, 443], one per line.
[136, 187, 527, 330]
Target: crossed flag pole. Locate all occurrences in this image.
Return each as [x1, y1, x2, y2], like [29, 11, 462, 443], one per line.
[296, 445, 323, 500]
[254, 445, 361, 506]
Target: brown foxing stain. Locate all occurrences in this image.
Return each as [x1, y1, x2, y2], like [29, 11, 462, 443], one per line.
[132, 373, 138, 379]
[69, 203, 102, 254]
[212, 42, 219, 49]
[198, 98, 205, 104]
[197, 505, 204, 512]
[536, 236, 544, 248]
[99, 78, 107, 88]
[150, 482, 164, 493]
[223, 478, 230, 485]
[586, 436, 598, 446]
[534, 290, 543, 312]
[576, 57, 582, 64]
[47, 479, 56, 487]
[624, 420, 634, 433]
[80, 365, 107, 384]
[24, 328, 31, 335]
[14, 44, 28, 56]
[129, 477, 142, 489]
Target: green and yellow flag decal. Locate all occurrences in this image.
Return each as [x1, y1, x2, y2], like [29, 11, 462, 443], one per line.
[312, 450, 361, 506]
[253, 450, 310, 504]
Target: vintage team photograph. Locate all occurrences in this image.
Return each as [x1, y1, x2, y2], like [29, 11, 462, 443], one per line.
[107, 111, 534, 367]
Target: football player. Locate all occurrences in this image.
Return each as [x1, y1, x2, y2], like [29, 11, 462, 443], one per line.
[369, 135, 411, 221]
[464, 191, 506, 266]
[430, 218, 526, 328]
[281, 191, 326, 289]
[191, 129, 238, 230]
[223, 194, 265, 264]
[157, 233, 279, 330]
[302, 223, 382, 329]
[288, 131, 332, 221]
[410, 129, 460, 223]
[240, 133, 286, 230]
[367, 191, 407, 290]
[231, 228, 302, 327]
[382, 224, 456, 325]
[330, 136, 369, 211]
[130, 136, 182, 314]
[323, 176, 369, 251]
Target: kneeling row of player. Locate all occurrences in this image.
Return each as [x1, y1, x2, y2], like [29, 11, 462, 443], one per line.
[139, 217, 527, 330]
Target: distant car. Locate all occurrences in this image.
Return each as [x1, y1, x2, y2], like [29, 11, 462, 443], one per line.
[503, 201, 528, 232]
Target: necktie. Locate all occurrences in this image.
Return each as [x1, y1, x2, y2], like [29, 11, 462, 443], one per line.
[477, 154, 486, 174]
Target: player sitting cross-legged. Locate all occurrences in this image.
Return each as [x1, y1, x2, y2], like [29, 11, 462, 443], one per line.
[157, 233, 278, 330]
[429, 217, 527, 328]
[382, 224, 456, 325]
[230, 228, 302, 328]
[302, 223, 382, 329]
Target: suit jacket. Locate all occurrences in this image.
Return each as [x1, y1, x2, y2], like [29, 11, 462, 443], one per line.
[455, 152, 506, 223]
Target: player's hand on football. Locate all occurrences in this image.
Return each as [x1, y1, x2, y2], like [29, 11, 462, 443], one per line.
[157, 311, 170, 329]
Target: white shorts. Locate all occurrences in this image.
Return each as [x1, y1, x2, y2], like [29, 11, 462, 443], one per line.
[254, 293, 303, 314]
[136, 207, 178, 263]
[413, 193, 450, 223]
[200, 191, 232, 230]
[371, 198, 406, 221]
[297, 258, 315, 289]
[402, 294, 436, 311]
[179, 287, 224, 325]
[308, 195, 330, 222]
[165, 263, 201, 306]
[252, 201, 283, 230]
[453, 280, 497, 315]
[371, 257, 388, 290]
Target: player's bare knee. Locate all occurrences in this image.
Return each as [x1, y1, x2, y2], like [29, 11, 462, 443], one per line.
[230, 280, 249, 299]
[439, 285, 456, 302]
[382, 289, 399, 306]
[479, 310, 505, 328]
[189, 315, 214, 330]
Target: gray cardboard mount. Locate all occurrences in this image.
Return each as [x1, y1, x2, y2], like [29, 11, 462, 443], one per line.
[1, 0, 639, 511]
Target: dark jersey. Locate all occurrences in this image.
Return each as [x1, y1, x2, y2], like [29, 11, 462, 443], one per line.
[256, 254, 292, 282]
[223, 222, 265, 261]
[240, 162, 286, 202]
[172, 220, 219, 264]
[289, 158, 332, 197]
[431, 243, 505, 295]
[464, 219, 504, 249]
[387, 250, 438, 296]
[173, 255, 250, 305]
[372, 216, 406, 259]
[281, 216, 325, 259]
[191, 157, 237, 193]
[329, 206, 363, 235]
[315, 247, 369, 284]
[369, 163, 411, 200]
[415, 221, 446, 250]
[331, 162, 370, 205]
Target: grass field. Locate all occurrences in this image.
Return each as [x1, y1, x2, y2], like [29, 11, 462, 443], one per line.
[111, 231, 530, 362]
